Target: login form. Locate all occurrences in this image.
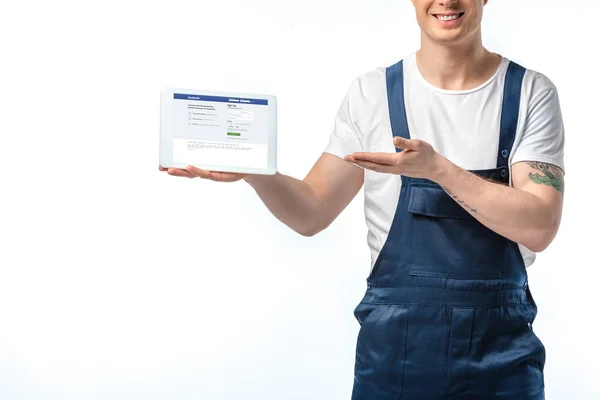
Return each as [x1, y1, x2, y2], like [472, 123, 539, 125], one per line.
[172, 93, 269, 169]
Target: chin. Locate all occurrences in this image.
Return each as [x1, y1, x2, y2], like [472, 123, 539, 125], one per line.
[428, 32, 465, 45]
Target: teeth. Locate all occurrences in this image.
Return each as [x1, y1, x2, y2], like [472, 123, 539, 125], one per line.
[438, 14, 459, 21]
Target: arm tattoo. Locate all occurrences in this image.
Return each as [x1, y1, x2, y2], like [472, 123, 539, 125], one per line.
[526, 161, 565, 195]
[441, 186, 477, 213]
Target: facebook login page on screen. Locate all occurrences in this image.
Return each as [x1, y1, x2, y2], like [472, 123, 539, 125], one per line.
[172, 93, 269, 168]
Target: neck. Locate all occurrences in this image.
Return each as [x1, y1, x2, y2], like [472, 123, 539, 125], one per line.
[416, 31, 500, 90]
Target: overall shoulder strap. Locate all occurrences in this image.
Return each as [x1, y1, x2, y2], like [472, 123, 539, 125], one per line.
[497, 61, 526, 170]
[386, 60, 411, 151]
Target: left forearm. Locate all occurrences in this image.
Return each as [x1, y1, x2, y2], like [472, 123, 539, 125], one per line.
[433, 158, 558, 252]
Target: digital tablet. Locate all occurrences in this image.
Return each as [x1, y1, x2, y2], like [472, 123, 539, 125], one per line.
[159, 87, 277, 175]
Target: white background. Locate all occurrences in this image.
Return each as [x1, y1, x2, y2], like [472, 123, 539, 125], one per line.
[0, 1, 597, 399]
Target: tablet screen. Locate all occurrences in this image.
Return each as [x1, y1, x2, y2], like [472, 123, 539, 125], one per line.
[171, 93, 270, 169]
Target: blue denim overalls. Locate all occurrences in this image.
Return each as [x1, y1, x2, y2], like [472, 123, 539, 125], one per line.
[351, 60, 546, 399]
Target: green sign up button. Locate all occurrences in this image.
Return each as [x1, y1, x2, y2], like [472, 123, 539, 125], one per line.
[227, 132, 241, 137]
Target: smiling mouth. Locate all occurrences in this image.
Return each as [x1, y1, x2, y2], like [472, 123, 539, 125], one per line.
[434, 12, 465, 21]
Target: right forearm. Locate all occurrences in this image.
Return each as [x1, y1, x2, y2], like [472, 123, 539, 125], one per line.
[243, 172, 325, 236]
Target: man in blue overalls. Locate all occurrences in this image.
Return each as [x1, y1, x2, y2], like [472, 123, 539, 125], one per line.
[164, 0, 565, 398]
[338, 1, 565, 397]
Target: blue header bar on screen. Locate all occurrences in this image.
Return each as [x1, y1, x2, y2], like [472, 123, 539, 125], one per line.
[174, 93, 268, 105]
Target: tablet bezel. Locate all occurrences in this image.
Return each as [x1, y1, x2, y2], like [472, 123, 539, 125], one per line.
[159, 87, 277, 175]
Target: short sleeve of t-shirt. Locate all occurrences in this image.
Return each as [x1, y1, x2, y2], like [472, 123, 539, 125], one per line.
[511, 74, 566, 174]
[323, 78, 364, 159]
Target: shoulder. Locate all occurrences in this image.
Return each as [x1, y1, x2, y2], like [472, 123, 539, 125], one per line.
[345, 53, 416, 104]
[509, 59, 561, 106]
[338, 66, 389, 125]
[346, 66, 387, 102]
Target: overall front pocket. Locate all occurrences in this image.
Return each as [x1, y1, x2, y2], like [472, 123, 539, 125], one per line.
[352, 303, 408, 399]
[407, 184, 505, 280]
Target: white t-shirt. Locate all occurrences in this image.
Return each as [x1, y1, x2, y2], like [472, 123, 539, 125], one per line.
[323, 52, 566, 271]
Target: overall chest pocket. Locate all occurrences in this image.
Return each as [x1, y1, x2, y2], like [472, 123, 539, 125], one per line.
[407, 184, 505, 280]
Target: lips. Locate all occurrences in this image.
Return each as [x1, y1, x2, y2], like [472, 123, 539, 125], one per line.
[433, 12, 465, 21]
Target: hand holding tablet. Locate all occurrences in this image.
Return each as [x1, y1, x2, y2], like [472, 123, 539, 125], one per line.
[159, 88, 277, 176]
[158, 164, 248, 182]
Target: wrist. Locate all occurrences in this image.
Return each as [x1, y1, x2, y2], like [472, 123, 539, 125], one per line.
[430, 154, 454, 185]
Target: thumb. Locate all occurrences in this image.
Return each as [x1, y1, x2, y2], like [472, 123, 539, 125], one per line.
[393, 136, 415, 151]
